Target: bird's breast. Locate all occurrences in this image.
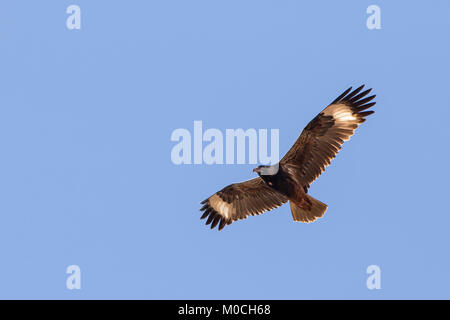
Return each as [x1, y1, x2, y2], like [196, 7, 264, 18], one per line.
[265, 173, 300, 200]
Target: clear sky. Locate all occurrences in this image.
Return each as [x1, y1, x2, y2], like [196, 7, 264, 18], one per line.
[0, 1, 449, 299]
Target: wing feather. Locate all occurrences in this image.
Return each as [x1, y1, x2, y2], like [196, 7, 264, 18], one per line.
[281, 85, 375, 190]
[200, 178, 287, 230]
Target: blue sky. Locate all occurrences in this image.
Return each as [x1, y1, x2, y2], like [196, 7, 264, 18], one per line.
[0, 1, 449, 299]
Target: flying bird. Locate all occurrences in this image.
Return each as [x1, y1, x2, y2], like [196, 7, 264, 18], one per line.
[200, 85, 375, 230]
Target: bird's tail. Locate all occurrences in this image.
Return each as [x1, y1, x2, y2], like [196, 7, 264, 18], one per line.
[290, 195, 328, 223]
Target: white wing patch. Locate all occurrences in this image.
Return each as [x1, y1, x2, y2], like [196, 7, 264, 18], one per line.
[324, 103, 357, 122]
[335, 110, 356, 121]
[209, 194, 234, 219]
[322, 103, 360, 142]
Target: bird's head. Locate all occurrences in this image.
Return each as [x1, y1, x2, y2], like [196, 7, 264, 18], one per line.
[253, 164, 279, 176]
[252, 165, 266, 175]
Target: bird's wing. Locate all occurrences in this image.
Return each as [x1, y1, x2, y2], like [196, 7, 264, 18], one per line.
[281, 85, 375, 190]
[200, 177, 288, 230]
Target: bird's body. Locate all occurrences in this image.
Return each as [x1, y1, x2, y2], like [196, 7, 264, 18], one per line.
[257, 164, 305, 204]
[257, 164, 322, 221]
[200, 85, 376, 230]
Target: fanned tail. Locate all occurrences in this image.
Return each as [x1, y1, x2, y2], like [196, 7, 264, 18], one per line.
[290, 195, 328, 223]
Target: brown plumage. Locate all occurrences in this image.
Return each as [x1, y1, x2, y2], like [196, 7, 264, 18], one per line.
[200, 85, 375, 230]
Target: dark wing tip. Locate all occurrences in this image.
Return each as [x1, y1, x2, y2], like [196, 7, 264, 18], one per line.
[210, 215, 221, 229]
[218, 219, 227, 231]
[331, 86, 353, 104]
[205, 210, 216, 225]
[342, 85, 365, 101]
[333, 85, 374, 103]
[199, 198, 228, 231]
[359, 110, 375, 117]
[334, 85, 376, 115]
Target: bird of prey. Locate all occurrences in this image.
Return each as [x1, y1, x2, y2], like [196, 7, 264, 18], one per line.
[200, 85, 375, 230]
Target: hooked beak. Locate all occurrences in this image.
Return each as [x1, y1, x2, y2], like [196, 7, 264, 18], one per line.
[253, 167, 260, 173]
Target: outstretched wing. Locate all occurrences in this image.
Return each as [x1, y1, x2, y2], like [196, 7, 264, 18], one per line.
[200, 178, 287, 230]
[281, 85, 375, 190]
